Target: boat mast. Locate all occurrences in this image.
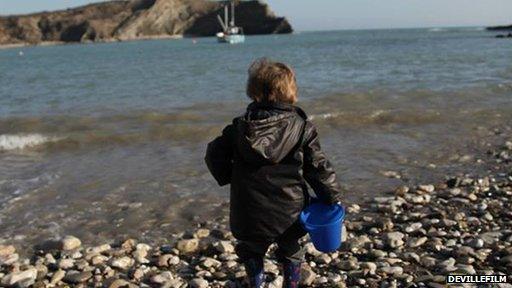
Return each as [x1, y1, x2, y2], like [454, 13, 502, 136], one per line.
[230, 1, 235, 27]
[224, 4, 229, 29]
[217, 14, 227, 32]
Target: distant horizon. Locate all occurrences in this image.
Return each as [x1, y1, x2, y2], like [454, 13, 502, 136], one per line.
[0, 0, 510, 31]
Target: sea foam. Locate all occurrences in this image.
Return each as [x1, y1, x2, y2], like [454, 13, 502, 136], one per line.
[0, 134, 52, 151]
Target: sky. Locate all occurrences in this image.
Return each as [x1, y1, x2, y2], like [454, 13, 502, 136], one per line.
[0, 0, 511, 31]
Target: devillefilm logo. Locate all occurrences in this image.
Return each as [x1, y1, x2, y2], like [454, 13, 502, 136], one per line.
[446, 275, 509, 284]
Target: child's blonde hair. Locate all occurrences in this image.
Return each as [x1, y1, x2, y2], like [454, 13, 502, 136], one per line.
[246, 58, 298, 104]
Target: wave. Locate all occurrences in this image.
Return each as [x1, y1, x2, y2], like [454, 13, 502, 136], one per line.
[428, 28, 446, 32]
[0, 134, 55, 151]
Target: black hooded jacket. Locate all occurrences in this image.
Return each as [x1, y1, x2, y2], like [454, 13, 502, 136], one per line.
[205, 102, 343, 241]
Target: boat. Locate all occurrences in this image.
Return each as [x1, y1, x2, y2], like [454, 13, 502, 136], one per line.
[216, 1, 245, 44]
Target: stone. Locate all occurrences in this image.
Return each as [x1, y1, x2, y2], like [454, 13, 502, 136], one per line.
[214, 241, 235, 254]
[110, 256, 134, 270]
[385, 232, 405, 248]
[338, 259, 358, 270]
[150, 271, 173, 284]
[61, 235, 82, 251]
[58, 258, 75, 269]
[305, 243, 322, 256]
[379, 266, 404, 276]
[132, 249, 149, 264]
[395, 185, 410, 197]
[346, 235, 372, 250]
[405, 222, 422, 233]
[418, 184, 435, 193]
[121, 239, 137, 251]
[456, 264, 476, 274]
[189, 278, 209, 288]
[501, 255, 512, 265]
[108, 279, 136, 288]
[264, 275, 281, 288]
[202, 257, 221, 268]
[361, 262, 377, 275]
[0, 245, 16, 256]
[369, 249, 387, 258]
[91, 255, 109, 265]
[346, 204, 361, 213]
[420, 256, 437, 268]
[316, 254, 332, 265]
[34, 264, 48, 280]
[50, 270, 66, 285]
[176, 239, 199, 254]
[195, 229, 210, 238]
[63, 270, 92, 284]
[407, 237, 428, 248]
[0, 253, 19, 266]
[86, 244, 111, 254]
[301, 266, 316, 286]
[1, 268, 38, 287]
[158, 254, 180, 267]
[382, 170, 401, 178]
[131, 268, 145, 281]
[469, 238, 485, 249]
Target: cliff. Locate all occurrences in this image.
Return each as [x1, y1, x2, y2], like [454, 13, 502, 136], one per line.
[0, 0, 293, 45]
[486, 24, 512, 31]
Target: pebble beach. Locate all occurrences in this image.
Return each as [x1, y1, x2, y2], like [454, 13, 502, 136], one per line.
[1, 126, 511, 288]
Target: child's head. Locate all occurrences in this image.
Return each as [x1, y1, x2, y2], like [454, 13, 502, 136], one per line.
[246, 58, 297, 104]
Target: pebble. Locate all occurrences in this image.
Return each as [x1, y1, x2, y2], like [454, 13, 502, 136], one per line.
[50, 269, 66, 285]
[385, 232, 405, 248]
[469, 238, 485, 249]
[405, 222, 422, 233]
[201, 257, 221, 268]
[195, 229, 210, 238]
[176, 239, 199, 254]
[0, 245, 15, 257]
[61, 235, 82, 251]
[58, 258, 75, 269]
[110, 256, 134, 270]
[1, 268, 38, 287]
[407, 237, 428, 248]
[63, 270, 92, 284]
[189, 278, 209, 288]
[157, 254, 180, 267]
[0, 139, 510, 288]
[418, 184, 435, 193]
[361, 262, 377, 275]
[379, 266, 404, 276]
[150, 271, 173, 284]
[301, 266, 317, 286]
[214, 240, 235, 254]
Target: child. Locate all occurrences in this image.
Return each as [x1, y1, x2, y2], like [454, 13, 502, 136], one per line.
[205, 58, 342, 288]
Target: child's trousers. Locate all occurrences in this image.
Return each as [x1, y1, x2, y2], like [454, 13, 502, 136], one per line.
[235, 222, 306, 264]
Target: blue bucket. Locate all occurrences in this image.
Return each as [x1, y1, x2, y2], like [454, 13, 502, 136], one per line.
[300, 202, 345, 252]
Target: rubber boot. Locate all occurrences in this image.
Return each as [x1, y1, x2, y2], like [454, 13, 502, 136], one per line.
[243, 258, 264, 288]
[281, 259, 301, 288]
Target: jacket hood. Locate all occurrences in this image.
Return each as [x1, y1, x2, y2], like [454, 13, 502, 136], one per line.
[234, 102, 307, 165]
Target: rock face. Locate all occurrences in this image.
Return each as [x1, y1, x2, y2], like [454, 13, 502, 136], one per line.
[0, 0, 293, 45]
[487, 24, 512, 31]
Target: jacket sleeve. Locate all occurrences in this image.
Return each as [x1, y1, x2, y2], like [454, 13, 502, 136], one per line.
[205, 124, 234, 186]
[303, 121, 343, 205]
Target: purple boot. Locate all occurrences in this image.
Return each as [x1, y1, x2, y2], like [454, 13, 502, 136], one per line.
[282, 260, 301, 288]
[244, 258, 264, 288]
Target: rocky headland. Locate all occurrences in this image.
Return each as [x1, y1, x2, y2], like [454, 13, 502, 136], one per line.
[0, 126, 511, 287]
[487, 24, 512, 31]
[0, 0, 292, 47]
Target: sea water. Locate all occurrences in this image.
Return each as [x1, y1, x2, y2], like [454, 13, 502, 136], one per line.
[0, 28, 511, 246]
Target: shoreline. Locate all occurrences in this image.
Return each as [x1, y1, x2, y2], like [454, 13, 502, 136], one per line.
[1, 127, 511, 287]
[0, 35, 186, 51]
